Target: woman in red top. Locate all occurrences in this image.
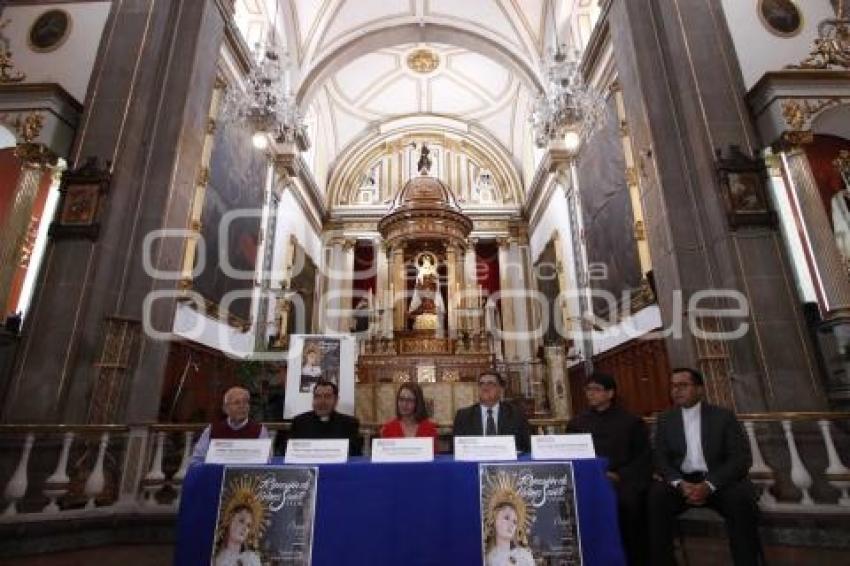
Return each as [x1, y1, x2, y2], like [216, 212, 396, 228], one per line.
[380, 382, 439, 452]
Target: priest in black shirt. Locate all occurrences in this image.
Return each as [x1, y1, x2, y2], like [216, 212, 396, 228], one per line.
[567, 372, 651, 566]
[282, 380, 362, 456]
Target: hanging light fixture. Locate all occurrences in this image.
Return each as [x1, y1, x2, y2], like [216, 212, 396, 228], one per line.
[529, 5, 607, 150]
[219, 0, 309, 151]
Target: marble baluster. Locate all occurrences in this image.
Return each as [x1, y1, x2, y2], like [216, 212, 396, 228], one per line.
[84, 432, 110, 510]
[3, 433, 35, 516]
[781, 420, 814, 505]
[43, 431, 75, 513]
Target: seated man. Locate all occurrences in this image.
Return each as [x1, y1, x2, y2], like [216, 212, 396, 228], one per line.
[567, 372, 651, 566]
[283, 380, 362, 456]
[190, 386, 269, 466]
[452, 370, 530, 452]
[649, 367, 760, 566]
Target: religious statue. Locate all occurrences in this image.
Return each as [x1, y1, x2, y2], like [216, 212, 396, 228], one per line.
[408, 252, 444, 331]
[832, 150, 850, 274]
[417, 143, 432, 175]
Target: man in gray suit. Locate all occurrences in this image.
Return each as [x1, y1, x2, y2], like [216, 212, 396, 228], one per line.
[649, 367, 760, 565]
[452, 370, 531, 452]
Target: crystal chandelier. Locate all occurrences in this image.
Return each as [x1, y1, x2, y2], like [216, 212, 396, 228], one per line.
[529, 43, 607, 150]
[219, 21, 309, 151]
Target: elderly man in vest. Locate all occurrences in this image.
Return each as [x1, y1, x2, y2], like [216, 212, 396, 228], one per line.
[190, 386, 269, 466]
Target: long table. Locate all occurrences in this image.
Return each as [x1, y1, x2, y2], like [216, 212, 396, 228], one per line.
[174, 456, 625, 565]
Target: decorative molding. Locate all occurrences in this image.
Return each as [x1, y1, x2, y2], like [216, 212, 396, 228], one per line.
[781, 98, 842, 131]
[746, 71, 850, 147]
[0, 20, 25, 83]
[787, 12, 850, 70]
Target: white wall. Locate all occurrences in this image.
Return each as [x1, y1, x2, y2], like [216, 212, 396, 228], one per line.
[3, 3, 111, 103]
[528, 182, 583, 340]
[720, 0, 836, 90]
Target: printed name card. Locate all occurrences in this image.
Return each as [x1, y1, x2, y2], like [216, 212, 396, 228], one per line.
[531, 434, 596, 460]
[453, 435, 517, 461]
[284, 439, 350, 464]
[371, 438, 434, 463]
[205, 438, 272, 465]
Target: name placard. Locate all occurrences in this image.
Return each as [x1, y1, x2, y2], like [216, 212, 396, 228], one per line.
[205, 438, 272, 465]
[371, 438, 434, 463]
[284, 439, 349, 464]
[453, 435, 517, 462]
[531, 434, 596, 460]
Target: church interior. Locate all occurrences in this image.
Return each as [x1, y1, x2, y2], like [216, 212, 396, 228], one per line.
[0, 0, 849, 563]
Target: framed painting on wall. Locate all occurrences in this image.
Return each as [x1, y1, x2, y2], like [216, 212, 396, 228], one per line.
[758, 0, 804, 38]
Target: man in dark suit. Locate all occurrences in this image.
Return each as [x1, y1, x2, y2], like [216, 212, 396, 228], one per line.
[452, 370, 531, 452]
[649, 367, 760, 566]
[567, 372, 651, 565]
[283, 380, 362, 456]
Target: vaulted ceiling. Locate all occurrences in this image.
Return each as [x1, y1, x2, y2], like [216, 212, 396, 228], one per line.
[234, 0, 601, 194]
[318, 42, 527, 158]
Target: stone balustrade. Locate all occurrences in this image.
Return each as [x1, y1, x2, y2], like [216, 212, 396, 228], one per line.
[0, 413, 847, 522]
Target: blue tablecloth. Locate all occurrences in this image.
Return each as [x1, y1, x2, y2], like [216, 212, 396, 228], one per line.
[174, 456, 625, 565]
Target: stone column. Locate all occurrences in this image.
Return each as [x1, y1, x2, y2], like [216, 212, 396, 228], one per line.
[0, 144, 56, 309]
[462, 238, 478, 333]
[376, 241, 393, 337]
[316, 244, 331, 332]
[341, 238, 356, 333]
[459, 154, 469, 202]
[609, 0, 824, 411]
[391, 244, 406, 331]
[446, 244, 458, 336]
[497, 238, 517, 360]
[5, 0, 232, 423]
[512, 237, 534, 362]
[544, 345, 571, 419]
[780, 147, 850, 319]
[323, 239, 344, 333]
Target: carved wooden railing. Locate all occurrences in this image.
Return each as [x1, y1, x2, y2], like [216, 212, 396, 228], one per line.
[0, 413, 847, 522]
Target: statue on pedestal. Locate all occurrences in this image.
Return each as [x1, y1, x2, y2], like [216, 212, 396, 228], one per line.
[408, 252, 444, 332]
[833, 150, 850, 275]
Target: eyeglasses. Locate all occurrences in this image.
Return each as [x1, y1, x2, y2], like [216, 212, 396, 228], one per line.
[670, 382, 695, 390]
[478, 381, 500, 388]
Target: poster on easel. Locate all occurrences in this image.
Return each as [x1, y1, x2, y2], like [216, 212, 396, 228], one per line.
[283, 334, 356, 418]
[211, 466, 318, 566]
[479, 462, 583, 566]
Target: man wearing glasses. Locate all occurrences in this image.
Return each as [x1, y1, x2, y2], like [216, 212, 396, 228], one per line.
[649, 367, 760, 565]
[190, 386, 269, 466]
[452, 370, 531, 452]
[284, 380, 362, 456]
[567, 372, 651, 565]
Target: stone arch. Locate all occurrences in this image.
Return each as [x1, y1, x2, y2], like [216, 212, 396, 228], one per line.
[327, 118, 523, 209]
